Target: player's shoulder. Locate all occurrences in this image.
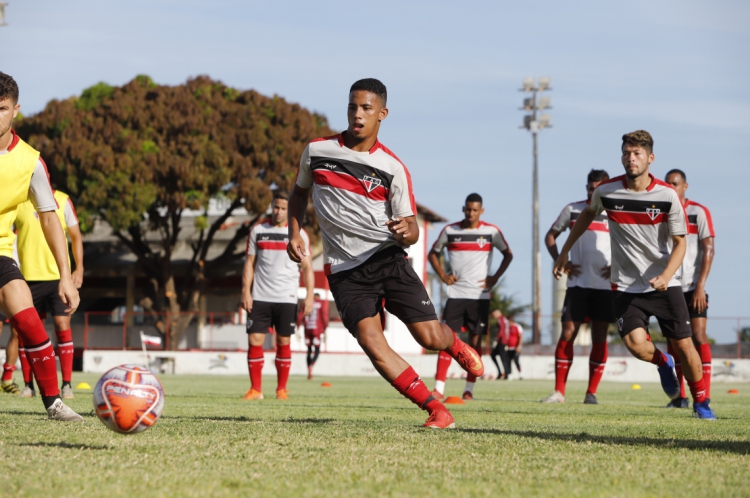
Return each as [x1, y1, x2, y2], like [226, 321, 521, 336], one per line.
[252, 221, 271, 232]
[306, 134, 342, 153]
[596, 175, 626, 192]
[568, 199, 588, 209]
[685, 199, 711, 215]
[478, 221, 504, 234]
[371, 141, 410, 175]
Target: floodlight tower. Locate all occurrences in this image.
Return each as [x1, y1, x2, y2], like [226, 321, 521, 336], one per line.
[0, 3, 7, 26]
[520, 77, 552, 346]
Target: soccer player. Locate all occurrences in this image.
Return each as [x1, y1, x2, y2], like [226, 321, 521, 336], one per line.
[241, 190, 315, 400]
[299, 292, 328, 379]
[0, 72, 82, 420]
[504, 317, 523, 380]
[541, 169, 613, 405]
[8, 186, 84, 399]
[287, 78, 484, 429]
[429, 194, 512, 400]
[665, 169, 715, 408]
[553, 130, 716, 419]
[489, 309, 509, 379]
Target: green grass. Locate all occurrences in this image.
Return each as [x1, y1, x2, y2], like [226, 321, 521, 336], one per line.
[1, 374, 749, 497]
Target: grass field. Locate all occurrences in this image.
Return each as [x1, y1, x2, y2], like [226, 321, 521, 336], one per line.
[1, 374, 749, 498]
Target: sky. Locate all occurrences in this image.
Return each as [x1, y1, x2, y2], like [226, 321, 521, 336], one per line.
[2, 1, 749, 342]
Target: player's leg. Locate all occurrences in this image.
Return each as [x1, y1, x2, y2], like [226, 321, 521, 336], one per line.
[489, 342, 504, 378]
[585, 321, 609, 404]
[666, 340, 688, 407]
[306, 336, 314, 378]
[272, 303, 295, 399]
[513, 350, 522, 378]
[0, 278, 81, 420]
[244, 302, 272, 400]
[1, 320, 20, 394]
[432, 299, 462, 398]
[500, 346, 512, 381]
[689, 291, 711, 399]
[53, 309, 75, 399]
[542, 288, 581, 403]
[16, 330, 36, 396]
[461, 299, 489, 400]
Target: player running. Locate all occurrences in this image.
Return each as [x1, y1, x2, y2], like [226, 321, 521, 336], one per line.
[241, 190, 315, 401]
[299, 292, 328, 379]
[287, 78, 484, 429]
[6, 186, 84, 399]
[554, 130, 716, 419]
[541, 169, 613, 405]
[429, 194, 512, 400]
[665, 169, 715, 408]
[0, 72, 82, 421]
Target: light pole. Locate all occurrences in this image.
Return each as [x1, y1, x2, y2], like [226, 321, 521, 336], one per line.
[520, 77, 552, 346]
[0, 3, 7, 26]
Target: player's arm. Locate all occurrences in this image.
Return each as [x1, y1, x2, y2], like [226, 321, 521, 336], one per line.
[386, 216, 419, 246]
[649, 235, 685, 292]
[516, 327, 523, 352]
[692, 236, 714, 313]
[386, 167, 419, 247]
[545, 227, 561, 260]
[68, 223, 84, 289]
[241, 254, 256, 312]
[553, 206, 597, 279]
[288, 185, 311, 263]
[483, 248, 513, 290]
[428, 250, 456, 285]
[300, 251, 315, 316]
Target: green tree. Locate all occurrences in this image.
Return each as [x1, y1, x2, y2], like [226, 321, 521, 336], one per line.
[16, 75, 333, 348]
[489, 280, 530, 325]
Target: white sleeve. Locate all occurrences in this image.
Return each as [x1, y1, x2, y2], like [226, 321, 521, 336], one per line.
[28, 159, 57, 213]
[668, 190, 687, 236]
[64, 198, 79, 228]
[431, 226, 449, 254]
[492, 227, 509, 252]
[246, 225, 259, 256]
[550, 204, 572, 233]
[589, 187, 604, 216]
[697, 206, 715, 239]
[295, 145, 314, 189]
[389, 165, 416, 219]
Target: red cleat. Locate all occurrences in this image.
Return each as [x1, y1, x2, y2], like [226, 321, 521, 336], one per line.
[422, 409, 455, 429]
[462, 391, 474, 401]
[431, 389, 444, 401]
[450, 341, 485, 378]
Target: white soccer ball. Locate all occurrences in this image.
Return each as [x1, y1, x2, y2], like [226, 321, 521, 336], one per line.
[93, 364, 165, 434]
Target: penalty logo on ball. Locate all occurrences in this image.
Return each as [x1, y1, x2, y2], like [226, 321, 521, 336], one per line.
[93, 364, 165, 434]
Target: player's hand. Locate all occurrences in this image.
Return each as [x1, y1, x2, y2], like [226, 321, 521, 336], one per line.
[287, 234, 307, 263]
[242, 293, 253, 313]
[553, 252, 569, 280]
[441, 273, 458, 285]
[565, 262, 582, 277]
[649, 275, 669, 292]
[71, 269, 84, 289]
[480, 274, 500, 291]
[692, 286, 708, 313]
[600, 265, 611, 279]
[386, 217, 411, 244]
[58, 277, 80, 315]
[303, 296, 314, 316]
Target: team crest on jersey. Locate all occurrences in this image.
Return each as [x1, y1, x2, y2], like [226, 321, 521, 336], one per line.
[646, 207, 661, 220]
[616, 318, 623, 331]
[477, 236, 487, 248]
[362, 175, 382, 193]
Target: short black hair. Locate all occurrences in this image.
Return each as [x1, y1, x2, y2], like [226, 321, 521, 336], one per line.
[465, 193, 483, 205]
[350, 78, 387, 106]
[0, 72, 19, 104]
[665, 169, 687, 182]
[587, 169, 609, 183]
[273, 190, 290, 201]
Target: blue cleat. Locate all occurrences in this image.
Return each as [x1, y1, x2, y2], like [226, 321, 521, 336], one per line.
[693, 400, 717, 420]
[657, 353, 680, 400]
[665, 397, 689, 409]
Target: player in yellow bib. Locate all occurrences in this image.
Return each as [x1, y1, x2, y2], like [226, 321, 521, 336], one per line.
[0, 72, 82, 421]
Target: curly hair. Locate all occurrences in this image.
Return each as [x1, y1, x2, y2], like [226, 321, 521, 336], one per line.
[0, 72, 19, 104]
[622, 130, 653, 154]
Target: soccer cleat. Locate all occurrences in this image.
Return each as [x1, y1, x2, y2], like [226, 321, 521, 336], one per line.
[430, 389, 444, 401]
[665, 397, 689, 409]
[583, 392, 598, 405]
[242, 389, 264, 400]
[275, 389, 289, 400]
[451, 342, 485, 378]
[540, 391, 565, 403]
[1, 380, 20, 395]
[20, 386, 36, 398]
[307, 367, 313, 380]
[461, 391, 474, 401]
[657, 353, 680, 400]
[61, 384, 75, 399]
[47, 399, 84, 422]
[422, 409, 455, 429]
[692, 400, 717, 420]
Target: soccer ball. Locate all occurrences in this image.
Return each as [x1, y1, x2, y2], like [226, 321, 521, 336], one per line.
[93, 364, 165, 434]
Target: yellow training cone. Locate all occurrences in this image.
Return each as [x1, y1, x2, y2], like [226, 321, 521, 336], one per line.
[631, 384, 641, 390]
[76, 382, 92, 390]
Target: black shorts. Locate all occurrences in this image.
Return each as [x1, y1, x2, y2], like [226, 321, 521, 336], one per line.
[561, 287, 615, 323]
[613, 287, 692, 340]
[442, 298, 490, 336]
[246, 301, 297, 337]
[0, 256, 24, 291]
[28, 280, 69, 317]
[327, 246, 437, 334]
[684, 290, 709, 319]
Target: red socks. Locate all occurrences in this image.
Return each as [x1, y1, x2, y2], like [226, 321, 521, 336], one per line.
[667, 342, 686, 398]
[10, 308, 58, 401]
[554, 340, 574, 395]
[19, 341, 33, 384]
[275, 343, 292, 392]
[1, 363, 14, 382]
[56, 329, 74, 383]
[699, 343, 712, 399]
[649, 349, 668, 368]
[392, 366, 445, 414]
[587, 342, 608, 395]
[435, 350, 452, 383]
[444, 333, 463, 358]
[247, 345, 264, 392]
[687, 376, 707, 404]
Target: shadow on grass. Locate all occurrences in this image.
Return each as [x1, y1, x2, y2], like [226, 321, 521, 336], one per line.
[281, 417, 336, 424]
[0, 410, 96, 418]
[457, 428, 750, 455]
[18, 442, 109, 450]
[161, 415, 260, 423]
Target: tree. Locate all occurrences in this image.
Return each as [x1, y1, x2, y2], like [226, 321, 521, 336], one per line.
[16, 75, 333, 349]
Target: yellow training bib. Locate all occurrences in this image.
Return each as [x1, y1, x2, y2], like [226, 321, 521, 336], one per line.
[0, 137, 38, 258]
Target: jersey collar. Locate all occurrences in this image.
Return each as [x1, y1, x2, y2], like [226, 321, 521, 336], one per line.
[621, 173, 656, 191]
[337, 132, 382, 154]
[4, 129, 20, 152]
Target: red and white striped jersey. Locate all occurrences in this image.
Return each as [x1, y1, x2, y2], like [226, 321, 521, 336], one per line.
[682, 199, 715, 292]
[246, 222, 309, 304]
[551, 200, 611, 291]
[589, 174, 687, 293]
[296, 134, 417, 275]
[495, 315, 510, 343]
[431, 221, 509, 300]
